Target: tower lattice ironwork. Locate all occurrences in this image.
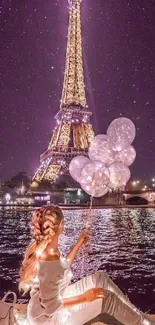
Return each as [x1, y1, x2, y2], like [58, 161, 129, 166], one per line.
[31, 0, 94, 187]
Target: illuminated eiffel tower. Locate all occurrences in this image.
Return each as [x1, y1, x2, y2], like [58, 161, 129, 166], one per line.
[31, 0, 94, 187]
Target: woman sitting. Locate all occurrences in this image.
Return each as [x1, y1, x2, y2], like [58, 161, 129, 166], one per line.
[19, 205, 155, 325]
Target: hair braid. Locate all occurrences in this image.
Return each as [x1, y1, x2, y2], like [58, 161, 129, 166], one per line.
[31, 210, 43, 242]
[19, 205, 64, 294]
[42, 213, 59, 239]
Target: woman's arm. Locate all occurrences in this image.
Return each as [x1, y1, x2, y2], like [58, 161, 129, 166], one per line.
[62, 288, 104, 308]
[66, 243, 81, 265]
[67, 231, 88, 265]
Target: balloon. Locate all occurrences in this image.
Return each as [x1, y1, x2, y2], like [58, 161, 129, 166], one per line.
[80, 160, 110, 197]
[91, 134, 107, 142]
[107, 117, 136, 152]
[115, 145, 136, 166]
[69, 156, 89, 183]
[88, 134, 115, 167]
[109, 162, 131, 188]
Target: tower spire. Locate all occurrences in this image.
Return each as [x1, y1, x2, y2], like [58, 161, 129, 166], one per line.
[31, 0, 94, 187]
[61, 0, 86, 107]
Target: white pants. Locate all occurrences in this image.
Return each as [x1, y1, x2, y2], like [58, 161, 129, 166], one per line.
[62, 272, 151, 325]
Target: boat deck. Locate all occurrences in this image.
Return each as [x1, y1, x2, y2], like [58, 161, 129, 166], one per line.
[15, 304, 155, 325]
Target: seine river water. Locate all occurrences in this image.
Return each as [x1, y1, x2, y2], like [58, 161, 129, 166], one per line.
[0, 208, 155, 313]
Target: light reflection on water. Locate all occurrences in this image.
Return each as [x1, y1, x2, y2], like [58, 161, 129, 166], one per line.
[0, 208, 155, 312]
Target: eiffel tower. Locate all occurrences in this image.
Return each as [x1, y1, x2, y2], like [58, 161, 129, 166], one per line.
[31, 0, 94, 188]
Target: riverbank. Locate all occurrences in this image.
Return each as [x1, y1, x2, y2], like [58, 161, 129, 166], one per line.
[60, 204, 155, 210]
[0, 204, 155, 211]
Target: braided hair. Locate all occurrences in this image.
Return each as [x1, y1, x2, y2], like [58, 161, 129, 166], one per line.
[19, 205, 64, 294]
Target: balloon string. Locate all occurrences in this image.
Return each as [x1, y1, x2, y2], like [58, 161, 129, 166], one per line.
[85, 195, 93, 230]
[81, 196, 93, 277]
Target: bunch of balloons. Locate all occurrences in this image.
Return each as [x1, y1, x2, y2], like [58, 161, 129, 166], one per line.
[69, 117, 136, 198]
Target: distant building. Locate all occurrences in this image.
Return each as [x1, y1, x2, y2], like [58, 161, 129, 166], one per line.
[16, 195, 34, 206]
[28, 188, 64, 206]
[64, 188, 89, 205]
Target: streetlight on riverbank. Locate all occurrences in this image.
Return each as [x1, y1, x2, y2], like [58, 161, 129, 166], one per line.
[132, 180, 140, 187]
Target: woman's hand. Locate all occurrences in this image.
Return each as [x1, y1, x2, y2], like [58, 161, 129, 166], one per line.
[63, 288, 104, 308]
[84, 288, 104, 302]
[76, 231, 88, 248]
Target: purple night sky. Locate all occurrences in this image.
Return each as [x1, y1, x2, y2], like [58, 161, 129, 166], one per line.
[0, 0, 155, 181]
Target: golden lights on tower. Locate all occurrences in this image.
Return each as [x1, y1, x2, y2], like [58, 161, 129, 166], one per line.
[31, 0, 94, 187]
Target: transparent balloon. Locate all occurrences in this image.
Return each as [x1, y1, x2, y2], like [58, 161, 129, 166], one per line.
[115, 145, 136, 166]
[88, 134, 115, 167]
[69, 156, 89, 183]
[109, 162, 131, 188]
[107, 117, 136, 152]
[80, 160, 110, 197]
[91, 134, 107, 142]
